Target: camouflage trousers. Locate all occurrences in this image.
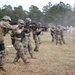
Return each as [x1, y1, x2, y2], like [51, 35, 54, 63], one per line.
[33, 35, 40, 51]
[0, 51, 5, 67]
[55, 35, 62, 45]
[51, 33, 55, 42]
[13, 40, 27, 63]
[55, 35, 65, 45]
[22, 36, 33, 58]
[38, 35, 41, 44]
[61, 36, 65, 44]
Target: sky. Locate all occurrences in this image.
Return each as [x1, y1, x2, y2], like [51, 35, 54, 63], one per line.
[0, 0, 75, 11]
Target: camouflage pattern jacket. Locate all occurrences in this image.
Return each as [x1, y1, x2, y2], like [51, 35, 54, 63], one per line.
[0, 21, 17, 41]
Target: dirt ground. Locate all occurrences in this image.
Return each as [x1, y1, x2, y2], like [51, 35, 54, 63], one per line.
[0, 31, 75, 75]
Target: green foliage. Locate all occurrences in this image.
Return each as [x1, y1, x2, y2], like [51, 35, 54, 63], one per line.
[0, 2, 75, 26]
[28, 5, 42, 22]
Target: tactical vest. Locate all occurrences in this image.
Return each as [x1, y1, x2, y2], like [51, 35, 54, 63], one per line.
[23, 25, 31, 33]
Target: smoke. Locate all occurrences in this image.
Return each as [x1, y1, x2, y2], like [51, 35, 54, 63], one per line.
[52, 10, 75, 27]
[46, 9, 75, 27]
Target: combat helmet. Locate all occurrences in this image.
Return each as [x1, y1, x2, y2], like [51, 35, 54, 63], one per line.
[52, 25, 55, 29]
[25, 18, 32, 23]
[57, 25, 61, 29]
[37, 22, 42, 26]
[18, 19, 24, 24]
[2, 15, 11, 21]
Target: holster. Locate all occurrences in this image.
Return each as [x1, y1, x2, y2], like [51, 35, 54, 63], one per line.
[0, 40, 5, 51]
[11, 39, 15, 45]
[36, 32, 41, 35]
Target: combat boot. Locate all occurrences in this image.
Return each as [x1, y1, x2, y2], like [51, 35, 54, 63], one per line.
[52, 39, 54, 42]
[24, 60, 29, 64]
[12, 61, 17, 64]
[34, 48, 39, 52]
[30, 54, 36, 59]
[59, 42, 62, 45]
[12, 59, 18, 64]
[34, 50, 39, 52]
[0, 67, 6, 72]
[63, 41, 65, 44]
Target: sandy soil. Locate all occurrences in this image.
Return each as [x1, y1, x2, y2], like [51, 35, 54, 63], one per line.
[0, 31, 75, 75]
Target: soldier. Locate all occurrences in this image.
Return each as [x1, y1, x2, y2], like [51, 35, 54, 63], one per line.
[11, 19, 24, 45]
[32, 22, 43, 52]
[22, 18, 34, 58]
[55, 25, 65, 45]
[11, 19, 29, 64]
[60, 26, 65, 44]
[50, 26, 56, 42]
[36, 22, 43, 44]
[0, 15, 18, 72]
[55, 25, 61, 45]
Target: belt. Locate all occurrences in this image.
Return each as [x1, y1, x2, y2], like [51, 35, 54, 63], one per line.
[15, 38, 21, 41]
[0, 50, 5, 53]
[25, 33, 30, 35]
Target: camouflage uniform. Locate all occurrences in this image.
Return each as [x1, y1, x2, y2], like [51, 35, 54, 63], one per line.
[21, 18, 34, 58]
[55, 27, 62, 45]
[50, 26, 56, 42]
[33, 27, 42, 52]
[55, 25, 65, 45]
[38, 34, 41, 45]
[11, 19, 28, 64]
[0, 16, 17, 72]
[60, 27, 65, 44]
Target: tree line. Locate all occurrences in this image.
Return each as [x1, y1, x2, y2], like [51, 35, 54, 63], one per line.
[0, 1, 75, 27]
